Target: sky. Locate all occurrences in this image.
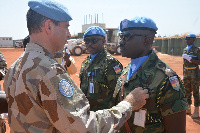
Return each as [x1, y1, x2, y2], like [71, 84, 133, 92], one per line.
[0, 0, 199, 40]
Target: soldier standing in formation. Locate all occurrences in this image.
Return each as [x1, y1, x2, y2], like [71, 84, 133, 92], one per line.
[182, 34, 200, 118]
[113, 16, 188, 132]
[80, 26, 123, 111]
[23, 35, 30, 51]
[0, 51, 8, 133]
[3, 0, 149, 132]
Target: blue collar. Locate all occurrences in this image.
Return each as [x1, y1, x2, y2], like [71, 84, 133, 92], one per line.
[127, 54, 150, 80]
[187, 44, 194, 52]
[89, 53, 99, 63]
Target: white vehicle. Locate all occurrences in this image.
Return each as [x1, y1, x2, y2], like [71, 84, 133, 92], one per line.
[65, 39, 86, 56]
[14, 41, 23, 48]
[105, 28, 121, 55]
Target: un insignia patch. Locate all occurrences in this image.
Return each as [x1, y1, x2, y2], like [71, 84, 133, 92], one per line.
[59, 79, 73, 97]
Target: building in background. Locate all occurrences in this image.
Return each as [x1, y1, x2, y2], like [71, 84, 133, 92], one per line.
[0, 37, 13, 47]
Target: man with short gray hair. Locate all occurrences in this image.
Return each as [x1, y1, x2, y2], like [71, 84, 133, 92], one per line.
[3, 0, 149, 132]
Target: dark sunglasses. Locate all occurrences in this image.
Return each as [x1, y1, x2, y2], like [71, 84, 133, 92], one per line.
[185, 38, 194, 40]
[84, 38, 102, 44]
[119, 32, 145, 42]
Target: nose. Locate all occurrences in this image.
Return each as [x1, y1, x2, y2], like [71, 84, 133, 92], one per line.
[119, 39, 125, 46]
[66, 30, 71, 39]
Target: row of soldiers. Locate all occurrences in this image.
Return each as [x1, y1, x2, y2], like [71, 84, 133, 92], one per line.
[0, 0, 199, 132]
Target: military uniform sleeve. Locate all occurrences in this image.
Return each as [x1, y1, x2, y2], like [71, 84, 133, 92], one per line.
[159, 76, 188, 116]
[0, 52, 8, 80]
[197, 48, 200, 60]
[40, 67, 132, 133]
[106, 59, 123, 89]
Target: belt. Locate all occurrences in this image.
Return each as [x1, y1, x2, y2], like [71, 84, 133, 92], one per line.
[184, 66, 197, 70]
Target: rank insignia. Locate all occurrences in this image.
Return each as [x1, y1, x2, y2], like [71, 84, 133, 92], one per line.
[113, 65, 121, 74]
[59, 79, 73, 97]
[169, 76, 180, 91]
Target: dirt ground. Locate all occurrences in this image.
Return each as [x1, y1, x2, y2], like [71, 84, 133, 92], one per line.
[0, 48, 200, 132]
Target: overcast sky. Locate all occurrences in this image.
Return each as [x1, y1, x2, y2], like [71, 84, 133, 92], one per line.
[0, 0, 199, 40]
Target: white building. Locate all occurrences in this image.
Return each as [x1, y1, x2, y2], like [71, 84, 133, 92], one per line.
[0, 37, 13, 47]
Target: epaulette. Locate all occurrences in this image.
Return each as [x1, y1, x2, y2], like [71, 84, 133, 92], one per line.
[106, 53, 114, 60]
[156, 62, 177, 77]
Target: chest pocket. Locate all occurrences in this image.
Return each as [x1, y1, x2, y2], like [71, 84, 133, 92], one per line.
[92, 66, 106, 82]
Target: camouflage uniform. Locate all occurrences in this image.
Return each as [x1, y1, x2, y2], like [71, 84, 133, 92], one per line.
[183, 45, 200, 107]
[0, 51, 8, 81]
[114, 50, 188, 133]
[80, 48, 123, 111]
[0, 114, 6, 133]
[3, 43, 133, 133]
[0, 51, 7, 133]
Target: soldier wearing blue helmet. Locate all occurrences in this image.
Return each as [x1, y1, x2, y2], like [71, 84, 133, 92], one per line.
[113, 16, 188, 132]
[3, 0, 149, 133]
[80, 26, 123, 111]
[182, 33, 200, 119]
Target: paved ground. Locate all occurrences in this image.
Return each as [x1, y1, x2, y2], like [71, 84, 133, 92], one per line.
[0, 48, 200, 132]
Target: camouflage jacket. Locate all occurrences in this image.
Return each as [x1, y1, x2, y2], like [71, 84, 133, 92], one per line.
[79, 48, 123, 111]
[183, 45, 200, 78]
[0, 51, 8, 81]
[3, 43, 132, 133]
[114, 50, 188, 133]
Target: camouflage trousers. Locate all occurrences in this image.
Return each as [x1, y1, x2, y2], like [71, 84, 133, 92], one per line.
[0, 115, 6, 133]
[183, 76, 199, 107]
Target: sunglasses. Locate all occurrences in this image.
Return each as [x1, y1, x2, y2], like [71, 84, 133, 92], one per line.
[84, 38, 102, 44]
[185, 38, 194, 40]
[119, 32, 145, 42]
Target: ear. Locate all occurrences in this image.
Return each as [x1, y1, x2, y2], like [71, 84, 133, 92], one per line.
[44, 19, 53, 35]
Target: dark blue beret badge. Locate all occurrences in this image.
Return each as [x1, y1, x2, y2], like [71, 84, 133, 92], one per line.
[59, 79, 73, 97]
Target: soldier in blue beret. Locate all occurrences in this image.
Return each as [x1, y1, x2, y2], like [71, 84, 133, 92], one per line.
[3, 1, 149, 133]
[80, 26, 123, 111]
[182, 33, 200, 119]
[113, 16, 188, 132]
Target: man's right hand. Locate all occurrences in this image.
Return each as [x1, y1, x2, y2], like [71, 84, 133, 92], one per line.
[123, 87, 149, 111]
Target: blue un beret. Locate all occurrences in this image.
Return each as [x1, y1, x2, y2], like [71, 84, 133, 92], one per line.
[83, 26, 105, 39]
[28, 0, 72, 21]
[185, 34, 196, 39]
[120, 16, 158, 32]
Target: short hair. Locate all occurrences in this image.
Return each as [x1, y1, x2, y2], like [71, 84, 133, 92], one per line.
[26, 8, 60, 35]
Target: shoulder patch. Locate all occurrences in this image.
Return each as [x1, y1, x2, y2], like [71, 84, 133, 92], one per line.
[59, 79, 73, 97]
[113, 65, 121, 74]
[169, 76, 180, 91]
